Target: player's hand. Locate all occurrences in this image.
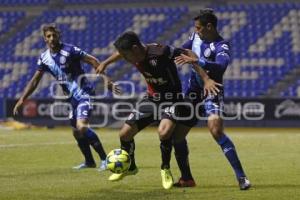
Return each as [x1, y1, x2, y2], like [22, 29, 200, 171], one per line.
[95, 62, 107, 74]
[13, 99, 23, 116]
[108, 81, 122, 96]
[175, 54, 198, 65]
[203, 78, 223, 96]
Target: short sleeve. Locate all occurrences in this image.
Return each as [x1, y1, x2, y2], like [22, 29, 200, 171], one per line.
[71, 45, 87, 60]
[181, 32, 195, 49]
[37, 57, 47, 72]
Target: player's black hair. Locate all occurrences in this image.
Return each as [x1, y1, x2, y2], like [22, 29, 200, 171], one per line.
[113, 31, 142, 51]
[194, 8, 218, 28]
[42, 23, 61, 37]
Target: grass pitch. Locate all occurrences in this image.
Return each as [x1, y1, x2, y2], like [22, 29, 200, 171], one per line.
[0, 127, 299, 200]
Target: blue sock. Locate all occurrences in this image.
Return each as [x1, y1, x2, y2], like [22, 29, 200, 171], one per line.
[217, 134, 246, 179]
[86, 128, 107, 160]
[76, 137, 95, 165]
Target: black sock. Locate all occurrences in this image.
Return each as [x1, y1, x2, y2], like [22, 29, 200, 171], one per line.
[160, 138, 172, 169]
[86, 128, 107, 160]
[120, 139, 136, 170]
[75, 137, 95, 165]
[174, 139, 193, 180]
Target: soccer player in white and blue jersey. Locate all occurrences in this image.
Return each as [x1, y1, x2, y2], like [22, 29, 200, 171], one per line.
[174, 9, 251, 190]
[13, 24, 115, 170]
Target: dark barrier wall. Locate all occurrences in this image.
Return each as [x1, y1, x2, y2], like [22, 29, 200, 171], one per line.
[5, 98, 300, 127]
[0, 98, 4, 119]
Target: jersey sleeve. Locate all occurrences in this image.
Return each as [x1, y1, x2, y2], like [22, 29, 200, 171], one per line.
[71, 45, 87, 60]
[36, 56, 47, 72]
[181, 32, 195, 50]
[202, 42, 230, 74]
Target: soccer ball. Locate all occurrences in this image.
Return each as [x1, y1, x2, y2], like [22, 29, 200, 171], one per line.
[106, 149, 131, 174]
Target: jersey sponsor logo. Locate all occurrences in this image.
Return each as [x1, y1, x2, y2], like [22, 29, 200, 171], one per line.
[204, 48, 212, 57]
[145, 77, 168, 85]
[221, 44, 229, 50]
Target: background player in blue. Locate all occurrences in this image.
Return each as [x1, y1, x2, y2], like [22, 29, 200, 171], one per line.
[13, 24, 117, 171]
[174, 9, 251, 190]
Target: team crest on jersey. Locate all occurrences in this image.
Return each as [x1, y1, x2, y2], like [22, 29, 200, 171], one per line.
[204, 48, 211, 57]
[149, 59, 158, 67]
[60, 56, 66, 65]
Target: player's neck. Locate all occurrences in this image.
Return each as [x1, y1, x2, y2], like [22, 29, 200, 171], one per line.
[49, 43, 62, 53]
[140, 44, 147, 61]
[206, 32, 221, 43]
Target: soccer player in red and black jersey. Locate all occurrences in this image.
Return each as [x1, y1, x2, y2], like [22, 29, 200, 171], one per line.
[96, 31, 220, 189]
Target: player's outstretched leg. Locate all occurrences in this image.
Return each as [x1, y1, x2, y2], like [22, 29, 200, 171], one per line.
[108, 124, 139, 181]
[85, 128, 107, 171]
[72, 130, 96, 169]
[208, 115, 251, 190]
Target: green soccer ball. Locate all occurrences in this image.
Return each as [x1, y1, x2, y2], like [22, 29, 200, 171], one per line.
[106, 149, 131, 174]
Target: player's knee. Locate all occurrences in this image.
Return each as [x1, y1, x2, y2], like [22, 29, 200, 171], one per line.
[208, 117, 223, 139]
[119, 124, 135, 141]
[158, 126, 172, 140]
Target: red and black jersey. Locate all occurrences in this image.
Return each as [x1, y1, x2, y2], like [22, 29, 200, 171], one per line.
[134, 44, 184, 99]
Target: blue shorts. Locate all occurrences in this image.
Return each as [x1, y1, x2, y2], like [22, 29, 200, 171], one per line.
[69, 97, 93, 128]
[179, 87, 224, 127]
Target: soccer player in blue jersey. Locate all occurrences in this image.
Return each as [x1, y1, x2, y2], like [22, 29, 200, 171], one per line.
[13, 24, 117, 171]
[174, 9, 251, 190]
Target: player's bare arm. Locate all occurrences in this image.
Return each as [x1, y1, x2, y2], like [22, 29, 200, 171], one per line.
[175, 50, 222, 96]
[83, 54, 122, 95]
[95, 51, 122, 74]
[13, 70, 44, 115]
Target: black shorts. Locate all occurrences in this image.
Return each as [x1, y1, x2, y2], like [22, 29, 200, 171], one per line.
[125, 96, 185, 131]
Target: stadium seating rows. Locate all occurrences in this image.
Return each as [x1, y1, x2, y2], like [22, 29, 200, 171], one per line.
[0, 3, 299, 98]
[0, 11, 25, 36]
[0, 0, 48, 6]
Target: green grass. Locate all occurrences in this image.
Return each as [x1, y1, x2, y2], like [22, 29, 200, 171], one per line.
[0, 127, 300, 200]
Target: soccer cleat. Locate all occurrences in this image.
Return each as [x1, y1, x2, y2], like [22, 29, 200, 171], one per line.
[108, 167, 138, 181]
[72, 162, 96, 170]
[173, 177, 196, 188]
[238, 177, 251, 190]
[98, 160, 107, 172]
[161, 169, 174, 189]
